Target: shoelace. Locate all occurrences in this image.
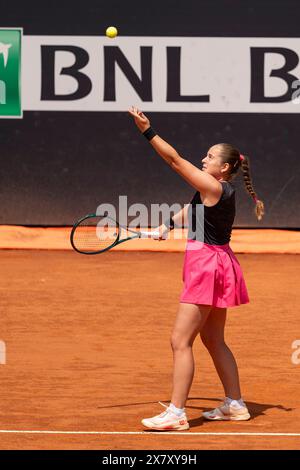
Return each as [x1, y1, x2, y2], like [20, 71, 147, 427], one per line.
[157, 401, 186, 419]
[157, 401, 171, 418]
[158, 401, 169, 409]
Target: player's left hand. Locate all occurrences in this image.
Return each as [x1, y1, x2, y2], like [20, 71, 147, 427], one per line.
[152, 224, 169, 241]
[128, 106, 150, 133]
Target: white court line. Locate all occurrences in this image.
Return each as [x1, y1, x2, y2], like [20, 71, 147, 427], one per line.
[0, 430, 300, 436]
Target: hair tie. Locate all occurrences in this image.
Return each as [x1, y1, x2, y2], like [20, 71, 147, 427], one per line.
[239, 154, 245, 161]
[253, 196, 258, 204]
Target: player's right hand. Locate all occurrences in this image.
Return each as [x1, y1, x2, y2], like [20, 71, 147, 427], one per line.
[128, 106, 150, 133]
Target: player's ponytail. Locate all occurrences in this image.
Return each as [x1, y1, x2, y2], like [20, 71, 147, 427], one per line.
[240, 155, 265, 221]
[218, 143, 265, 221]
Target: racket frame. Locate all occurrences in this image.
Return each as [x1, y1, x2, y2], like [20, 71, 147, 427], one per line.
[70, 214, 141, 255]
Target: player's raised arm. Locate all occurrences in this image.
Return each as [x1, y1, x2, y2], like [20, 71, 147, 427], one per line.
[128, 106, 222, 201]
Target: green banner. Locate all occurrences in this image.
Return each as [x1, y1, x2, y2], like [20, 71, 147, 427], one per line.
[0, 28, 22, 118]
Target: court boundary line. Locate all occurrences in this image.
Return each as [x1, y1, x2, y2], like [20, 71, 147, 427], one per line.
[0, 430, 300, 437]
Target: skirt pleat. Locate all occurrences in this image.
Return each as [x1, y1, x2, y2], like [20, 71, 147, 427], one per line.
[180, 240, 249, 308]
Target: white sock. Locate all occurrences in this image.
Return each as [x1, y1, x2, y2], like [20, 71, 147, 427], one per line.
[225, 397, 246, 409]
[168, 403, 185, 416]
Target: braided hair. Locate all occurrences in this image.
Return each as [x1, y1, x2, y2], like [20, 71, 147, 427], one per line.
[217, 143, 265, 221]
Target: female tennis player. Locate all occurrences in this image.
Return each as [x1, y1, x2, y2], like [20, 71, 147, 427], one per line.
[128, 106, 264, 431]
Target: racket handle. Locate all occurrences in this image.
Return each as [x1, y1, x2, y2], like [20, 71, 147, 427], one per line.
[140, 230, 161, 239]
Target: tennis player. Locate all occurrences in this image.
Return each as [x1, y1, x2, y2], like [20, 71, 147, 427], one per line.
[128, 106, 264, 431]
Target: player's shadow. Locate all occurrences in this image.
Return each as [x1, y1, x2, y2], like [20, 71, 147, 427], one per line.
[97, 397, 293, 429]
[186, 397, 293, 428]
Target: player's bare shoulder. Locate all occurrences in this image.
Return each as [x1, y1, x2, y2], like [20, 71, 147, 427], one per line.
[198, 172, 223, 206]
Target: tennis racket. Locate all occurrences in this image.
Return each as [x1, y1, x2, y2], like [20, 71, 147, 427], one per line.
[70, 214, 161, 255]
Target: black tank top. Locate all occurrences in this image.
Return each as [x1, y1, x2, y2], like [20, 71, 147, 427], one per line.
[188, 181, 236, 245]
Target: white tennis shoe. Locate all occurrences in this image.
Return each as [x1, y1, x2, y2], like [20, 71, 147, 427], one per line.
[202, 399, 251, 421]
[141, 402, 189, 431]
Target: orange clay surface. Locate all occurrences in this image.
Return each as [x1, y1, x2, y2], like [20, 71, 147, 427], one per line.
[1, 250, 300, 450]
[0, 226, 299, 253]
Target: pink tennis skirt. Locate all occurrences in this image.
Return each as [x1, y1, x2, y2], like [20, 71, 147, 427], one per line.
[180, 240, 249, 308]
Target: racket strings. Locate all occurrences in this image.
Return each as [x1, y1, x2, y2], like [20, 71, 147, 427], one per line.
[72, 218, 119, 253]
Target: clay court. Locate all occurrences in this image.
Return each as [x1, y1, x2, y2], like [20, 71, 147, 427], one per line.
[2, 1, 300, 454]
[1, 238, 300, 450]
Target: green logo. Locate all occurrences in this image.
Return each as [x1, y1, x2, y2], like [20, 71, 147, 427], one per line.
[0, 28, 22, 118]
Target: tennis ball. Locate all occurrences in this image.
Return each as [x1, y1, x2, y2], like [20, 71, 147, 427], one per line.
[106, 26, 118, 38]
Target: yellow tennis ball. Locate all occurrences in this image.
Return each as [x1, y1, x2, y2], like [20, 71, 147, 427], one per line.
[106, 26, 118, 38]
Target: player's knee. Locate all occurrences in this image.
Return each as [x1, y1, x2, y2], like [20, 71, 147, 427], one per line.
[170, 332, 192, 351]
[200, 331, 225, 351]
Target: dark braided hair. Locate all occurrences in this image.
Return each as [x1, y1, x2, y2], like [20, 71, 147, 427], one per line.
[217, 143, 265, 221]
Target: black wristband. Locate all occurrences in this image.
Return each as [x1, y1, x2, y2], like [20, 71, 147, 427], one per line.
[164, 217, 175, 231]
[143, 126, 157, 141]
